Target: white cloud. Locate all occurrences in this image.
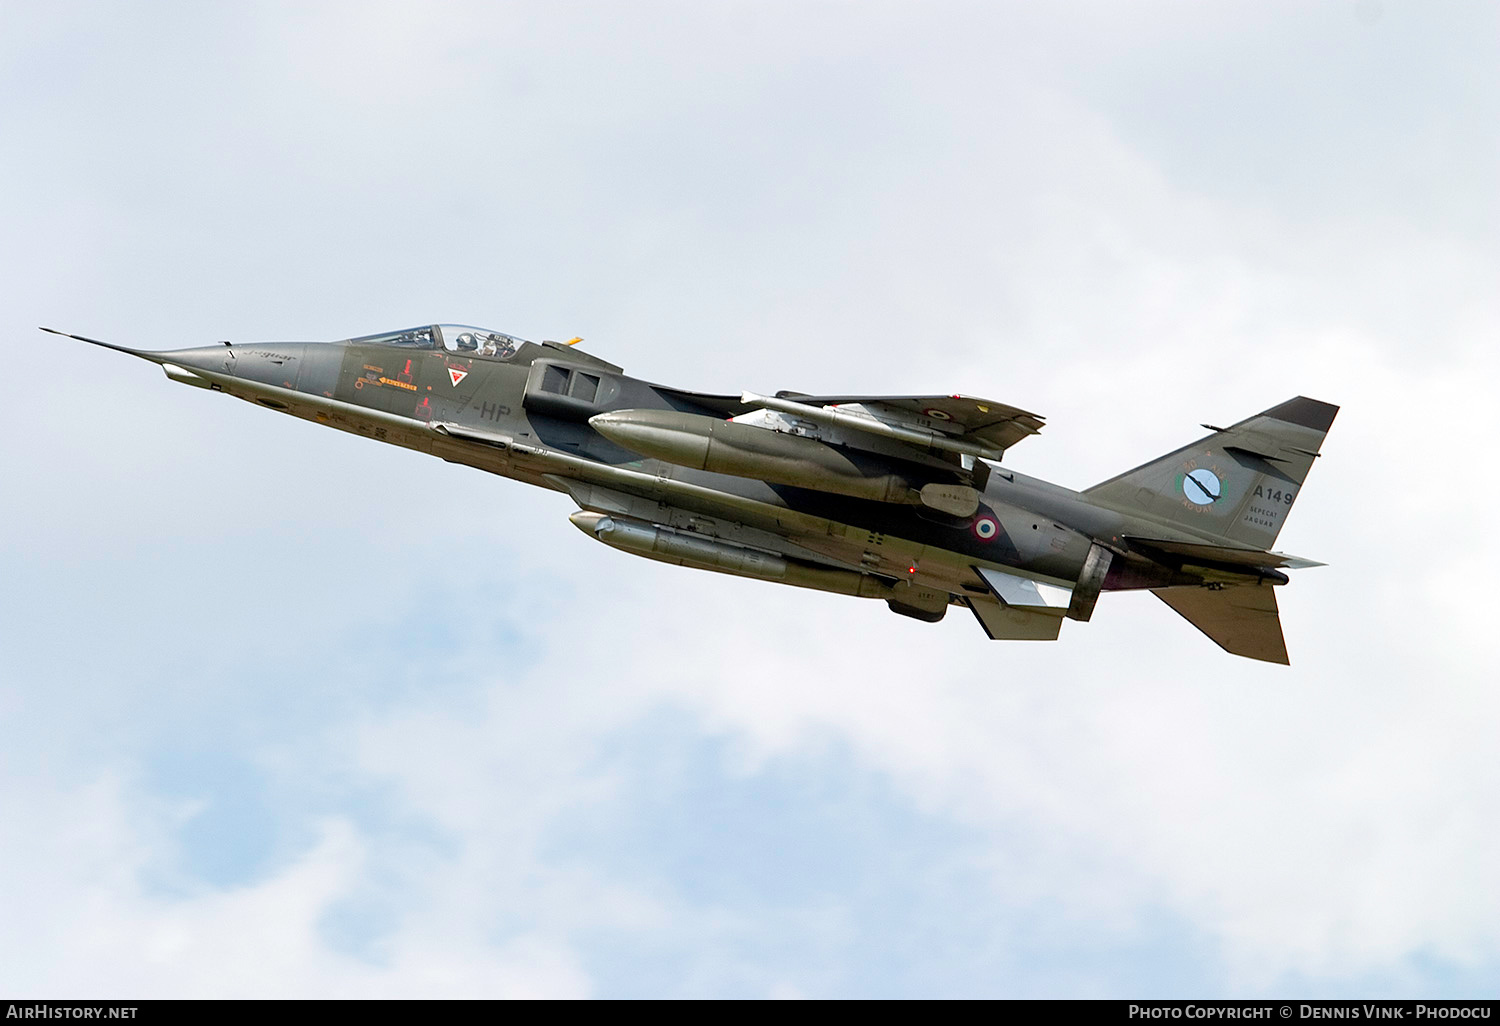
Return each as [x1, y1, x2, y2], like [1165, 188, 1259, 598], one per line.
[0, 770, 594, 997]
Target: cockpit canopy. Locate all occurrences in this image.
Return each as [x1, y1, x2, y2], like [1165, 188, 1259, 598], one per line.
[348, 324, 528, 360]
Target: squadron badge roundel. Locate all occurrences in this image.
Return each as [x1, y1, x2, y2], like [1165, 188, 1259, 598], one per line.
[972, 515, 999, 541]
[1181, 467, 1221, 505]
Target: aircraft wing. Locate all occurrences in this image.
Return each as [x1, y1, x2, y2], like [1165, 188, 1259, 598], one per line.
[780, 393, 1044, 453]
[738, 391, 1044, 461]
[660, 388, 1046, 458]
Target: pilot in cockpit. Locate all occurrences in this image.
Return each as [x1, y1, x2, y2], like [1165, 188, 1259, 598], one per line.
[351, 325, 523, 360]
[435, 325, 520, 360]
[481, 333, 518, 359]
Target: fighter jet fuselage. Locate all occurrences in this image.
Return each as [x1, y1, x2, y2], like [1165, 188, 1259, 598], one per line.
[49, 324, 1337, 663]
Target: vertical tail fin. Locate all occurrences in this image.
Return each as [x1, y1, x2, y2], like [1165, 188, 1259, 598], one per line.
[1083, 397, 1338, 550]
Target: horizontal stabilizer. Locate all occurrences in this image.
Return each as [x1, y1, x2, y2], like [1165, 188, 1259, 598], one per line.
[1153, 584, 1289, 665]
[1128, 538, 1325, 571]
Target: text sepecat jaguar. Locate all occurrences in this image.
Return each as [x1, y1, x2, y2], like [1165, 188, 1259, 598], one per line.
[47, 324, 1338, 664]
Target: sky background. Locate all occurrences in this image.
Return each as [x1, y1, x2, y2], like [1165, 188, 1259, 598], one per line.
[2, 0, 1497, 999]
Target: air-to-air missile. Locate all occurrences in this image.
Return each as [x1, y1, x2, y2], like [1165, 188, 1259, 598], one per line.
[46, 323, 1337, 663]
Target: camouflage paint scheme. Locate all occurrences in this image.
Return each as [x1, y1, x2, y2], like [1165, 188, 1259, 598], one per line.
[46, 325, 1338, 664]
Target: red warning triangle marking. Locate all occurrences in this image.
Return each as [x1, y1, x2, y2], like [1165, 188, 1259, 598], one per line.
[448, 367, 468, 387]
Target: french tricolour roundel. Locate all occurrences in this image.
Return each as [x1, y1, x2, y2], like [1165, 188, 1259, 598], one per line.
[972, 515, 999, 541]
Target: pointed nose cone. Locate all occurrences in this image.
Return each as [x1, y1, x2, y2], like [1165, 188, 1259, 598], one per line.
[568, 511, 611, 537]
[40, 327, 238, 386]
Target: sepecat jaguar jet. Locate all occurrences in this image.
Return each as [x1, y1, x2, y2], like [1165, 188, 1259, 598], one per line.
[45, 323, 1337, 664]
